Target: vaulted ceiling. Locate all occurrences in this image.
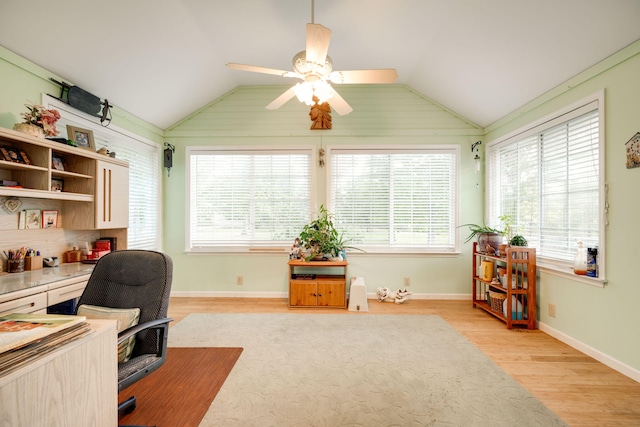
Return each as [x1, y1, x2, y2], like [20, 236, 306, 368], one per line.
[1, 0, 639, 130]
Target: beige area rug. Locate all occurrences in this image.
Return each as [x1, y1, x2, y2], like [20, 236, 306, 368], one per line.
[169, 313, 567, 427]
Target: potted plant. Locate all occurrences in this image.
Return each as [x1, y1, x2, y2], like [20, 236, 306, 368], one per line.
[460, 215, 514, 253]
[297, 205, 362, 261]
[509, 234, 528, 246]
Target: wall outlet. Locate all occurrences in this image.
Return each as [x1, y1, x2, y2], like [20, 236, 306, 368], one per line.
[236, 275, 243, 285]
[403, 277, 411, 287]
[548, 303, 556, 318]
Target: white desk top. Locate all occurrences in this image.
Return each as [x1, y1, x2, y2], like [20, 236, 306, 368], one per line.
[0, 263, 94, 299]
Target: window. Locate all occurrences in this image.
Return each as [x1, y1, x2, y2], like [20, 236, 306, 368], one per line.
[96, 132, 161, 250]
[187, 147, 313, 251]
[43, 95, 162, 250]
[328, 146, 459, 253]
[487, 94, 604, 272]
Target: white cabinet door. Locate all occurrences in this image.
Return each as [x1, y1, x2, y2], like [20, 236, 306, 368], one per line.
[96, 160, 129, 229]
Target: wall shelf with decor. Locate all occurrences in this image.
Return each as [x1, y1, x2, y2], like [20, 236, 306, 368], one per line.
[471, 241, 537, 329]
[0, 126, 128, 240]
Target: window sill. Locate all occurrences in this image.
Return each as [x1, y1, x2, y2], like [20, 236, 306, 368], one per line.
[186, 248, 461, 257]
[537, 261, 606, 288]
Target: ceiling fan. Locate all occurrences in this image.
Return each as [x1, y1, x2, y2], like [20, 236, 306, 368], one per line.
[226, 1, 398, 115]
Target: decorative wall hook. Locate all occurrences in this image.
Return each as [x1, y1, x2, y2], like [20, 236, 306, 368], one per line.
[472, 141, 482, 173]
[164, 142, 175, 177]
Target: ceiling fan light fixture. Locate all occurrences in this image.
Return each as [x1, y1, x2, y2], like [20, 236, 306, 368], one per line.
[294, 80, 334, 106]
[293, 51, 333, 78]
[294, 82, 314, 105]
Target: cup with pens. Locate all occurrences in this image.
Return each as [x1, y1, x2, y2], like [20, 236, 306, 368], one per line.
[4, 247, 30, 273]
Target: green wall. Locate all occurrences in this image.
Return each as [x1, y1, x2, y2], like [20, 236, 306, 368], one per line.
[2, 41, 639, 378]
[0, 46, 164, 144]
[484, 41, 640, 375]
[164, 84, 484, 297]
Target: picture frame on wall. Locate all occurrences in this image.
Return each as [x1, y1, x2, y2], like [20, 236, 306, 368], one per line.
[66, 125, 95, 151]
[42, 210, 58, 229]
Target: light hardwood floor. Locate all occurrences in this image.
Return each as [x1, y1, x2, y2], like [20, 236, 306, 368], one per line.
[168, 297, 640, 427]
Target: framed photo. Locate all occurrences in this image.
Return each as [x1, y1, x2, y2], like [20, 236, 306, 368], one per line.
[52, 156, 65, 171]
[51, 178, 64, 192]
[66, 125, 95, 151]
[42, 210, 58, 229]
[19, 150, 31, 165]
[25, 209, 41, 229]
[0, 147, 10, 162]
[3, 146, 25, 163]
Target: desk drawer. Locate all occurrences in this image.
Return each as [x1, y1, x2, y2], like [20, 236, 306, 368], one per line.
[0, 292, 47, 316]
[47, 281, 87, 306]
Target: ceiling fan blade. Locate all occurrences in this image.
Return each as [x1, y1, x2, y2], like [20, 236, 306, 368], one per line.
[266, 87, 297, 110]
[329, 90, 353, 116]
[329, 69, 398, 84]
[305, 23, 331, 65]
[226, 63, 299, 78]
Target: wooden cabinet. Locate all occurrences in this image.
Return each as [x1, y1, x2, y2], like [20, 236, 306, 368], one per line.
[0, 127, 128, 233]
[95, 160, 129, 229]
[472, 242, 537, 329]
[288, 260, 347, 308]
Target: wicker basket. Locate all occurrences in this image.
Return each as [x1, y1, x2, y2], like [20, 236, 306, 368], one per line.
[489, 290, 506, 313]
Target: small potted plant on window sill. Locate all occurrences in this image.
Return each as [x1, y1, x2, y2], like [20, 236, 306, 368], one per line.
[509, 234, 528, 247]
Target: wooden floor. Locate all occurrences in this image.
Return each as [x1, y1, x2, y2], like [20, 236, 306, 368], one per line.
[168, 297, 640, 427]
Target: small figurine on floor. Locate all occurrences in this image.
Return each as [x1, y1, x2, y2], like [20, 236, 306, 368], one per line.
[376, 287, 412, 304]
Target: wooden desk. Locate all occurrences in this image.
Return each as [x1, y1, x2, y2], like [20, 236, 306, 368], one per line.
[0, 319, 118, 426]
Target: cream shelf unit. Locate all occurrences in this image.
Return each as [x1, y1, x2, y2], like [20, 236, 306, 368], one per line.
[471, 241, 537, 329]
[0, 126, 128, 236]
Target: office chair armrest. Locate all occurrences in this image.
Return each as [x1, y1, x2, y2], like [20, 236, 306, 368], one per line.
[117, 317, 173, 345]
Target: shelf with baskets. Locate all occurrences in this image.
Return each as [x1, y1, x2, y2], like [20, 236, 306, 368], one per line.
[472, 241, 537, 329]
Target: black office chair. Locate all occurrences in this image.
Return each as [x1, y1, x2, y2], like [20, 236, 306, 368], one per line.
[75, 250, 173, 418]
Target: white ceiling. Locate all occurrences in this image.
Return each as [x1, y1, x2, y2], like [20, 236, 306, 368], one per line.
[1, 0, 639, 130]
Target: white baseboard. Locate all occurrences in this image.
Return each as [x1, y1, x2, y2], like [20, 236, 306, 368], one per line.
[171, 291, 289, 298]
[538, 321, 640, 383]
[170, 291, 470, 300]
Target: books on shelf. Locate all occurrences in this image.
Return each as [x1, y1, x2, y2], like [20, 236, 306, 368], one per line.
[0, 313, 92, 376]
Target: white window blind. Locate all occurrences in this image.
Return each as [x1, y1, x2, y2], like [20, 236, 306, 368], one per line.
[329, 147, 459, 252]
[188, 147, 312, 250]
[95, 133, 160, 250]
[488, 101, 601, 263]
[43, 95, 162, 250]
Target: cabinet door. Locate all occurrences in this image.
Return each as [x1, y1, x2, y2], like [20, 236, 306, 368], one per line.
[290, 281, 318, 306]
[317, 281, 346, 307]
[96, 160, 129, 229]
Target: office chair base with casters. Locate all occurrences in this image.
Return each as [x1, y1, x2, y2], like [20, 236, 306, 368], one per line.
[118, 396, 137, 417]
